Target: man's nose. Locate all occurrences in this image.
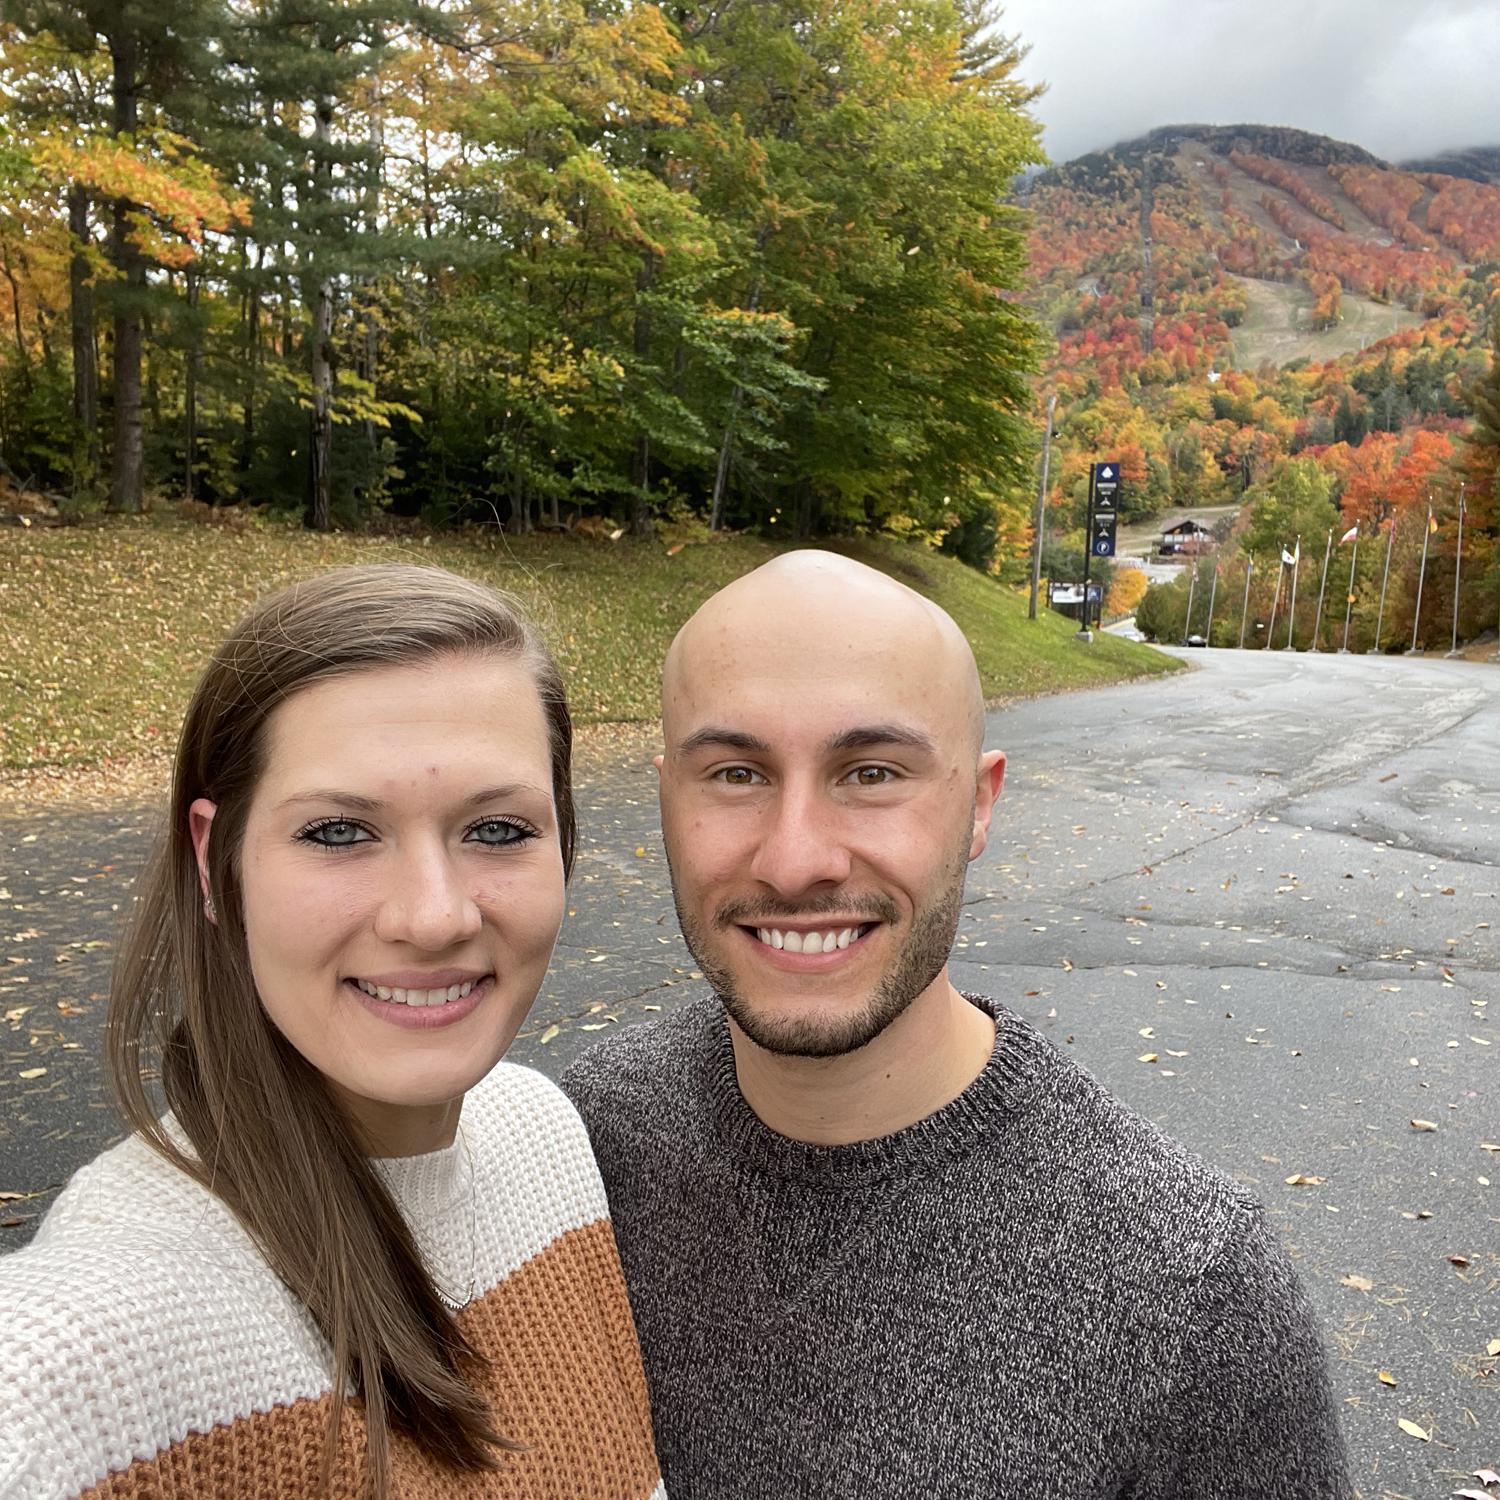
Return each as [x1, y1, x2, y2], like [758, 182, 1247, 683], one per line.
[373, 840, 482, 950]
[747, 782, 853, 896]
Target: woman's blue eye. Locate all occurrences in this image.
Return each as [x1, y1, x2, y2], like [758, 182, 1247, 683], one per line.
[467, 819, 532, 846]
[302, 820, 370, 847]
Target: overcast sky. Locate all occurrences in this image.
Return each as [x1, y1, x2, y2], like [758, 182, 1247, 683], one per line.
[998, 0, 1500, 167]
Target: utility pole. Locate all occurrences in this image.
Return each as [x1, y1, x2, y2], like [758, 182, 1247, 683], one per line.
[1341, 530, 1359, 652]
[1205, 562, 1219, 646]
[1028, 394, 1056, 621]
[1239, 560, 1254, 649]
[1373, 515, 1396, 653]
[1311, 529, 1332, 650]
[1448, 482, 1466, 656]
[1285, 538, 1301, 650]
[1409, 503, 1433, 653]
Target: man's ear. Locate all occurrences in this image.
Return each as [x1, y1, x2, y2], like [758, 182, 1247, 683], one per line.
[188, 798, 218, 922]
[968, 750, 1006, 862]
[652, 753, 664, 776]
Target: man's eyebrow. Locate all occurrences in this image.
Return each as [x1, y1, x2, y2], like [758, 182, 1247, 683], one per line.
[675, 727, 773, 756]
[273, 784, 541, 813]
[824, 724, 938, 756]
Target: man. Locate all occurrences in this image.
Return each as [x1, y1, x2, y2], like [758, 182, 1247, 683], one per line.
[563, 551, 1351, 1499]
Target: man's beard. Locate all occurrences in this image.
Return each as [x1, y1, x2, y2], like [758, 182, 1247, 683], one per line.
[668, 836, 971, 1059]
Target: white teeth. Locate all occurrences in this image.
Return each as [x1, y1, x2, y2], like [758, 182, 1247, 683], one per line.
[755, 927, 863, 953]
[356, 979, 476, 1007]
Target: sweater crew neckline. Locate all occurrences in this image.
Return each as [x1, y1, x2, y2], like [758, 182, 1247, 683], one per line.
[374, 1127, 474, 1223]
[707, 993, 1044, 1187]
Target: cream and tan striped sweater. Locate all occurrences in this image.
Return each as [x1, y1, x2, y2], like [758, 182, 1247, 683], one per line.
[0, 1063, 664, 1500]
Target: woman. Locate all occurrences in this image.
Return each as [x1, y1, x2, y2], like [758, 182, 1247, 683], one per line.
[0, 564, 664, 1500]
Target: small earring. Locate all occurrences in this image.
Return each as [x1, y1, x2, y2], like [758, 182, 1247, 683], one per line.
[204, 894, 216, 922]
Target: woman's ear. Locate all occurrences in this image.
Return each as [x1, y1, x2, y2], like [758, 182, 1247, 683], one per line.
[188, 799, 218, 923]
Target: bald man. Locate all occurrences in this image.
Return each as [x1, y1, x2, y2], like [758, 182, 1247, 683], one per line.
[563, 552, 1350, 1500]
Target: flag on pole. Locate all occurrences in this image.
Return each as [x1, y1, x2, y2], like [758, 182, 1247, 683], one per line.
[1428, 512, 1438, 534]
[1281, 546, 1296, 566]
[1339, 525, 1358, 544]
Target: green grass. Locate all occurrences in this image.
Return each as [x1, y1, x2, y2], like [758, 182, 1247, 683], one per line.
[0, 516, 1179, 772]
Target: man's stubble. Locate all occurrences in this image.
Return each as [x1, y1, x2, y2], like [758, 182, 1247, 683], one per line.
[667, 830, 972, 1059]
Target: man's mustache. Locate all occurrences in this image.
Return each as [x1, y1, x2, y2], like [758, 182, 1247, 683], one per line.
[713, 893, 900, 929]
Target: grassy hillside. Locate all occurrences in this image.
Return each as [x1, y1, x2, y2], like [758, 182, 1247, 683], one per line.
[0, 517, 1179, 775]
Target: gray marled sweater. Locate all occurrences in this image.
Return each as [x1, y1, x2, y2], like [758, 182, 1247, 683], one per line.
[562, 993, 1352, 1500]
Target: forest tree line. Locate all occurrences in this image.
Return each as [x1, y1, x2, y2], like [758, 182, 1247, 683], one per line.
[0, 0, 1044, 563]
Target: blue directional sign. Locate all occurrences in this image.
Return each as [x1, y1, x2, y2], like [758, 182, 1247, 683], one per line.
[1090, 461, 1121, 511]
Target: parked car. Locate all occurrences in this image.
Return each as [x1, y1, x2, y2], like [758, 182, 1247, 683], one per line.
[1184, 634, 1207, 647]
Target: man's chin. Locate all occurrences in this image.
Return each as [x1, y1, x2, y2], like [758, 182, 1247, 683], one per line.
[719, 985, 911, 1060]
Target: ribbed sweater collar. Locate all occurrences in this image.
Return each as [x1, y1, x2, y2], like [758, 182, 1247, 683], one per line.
[706, 993, 1046, 1189]
[374, 1129, 474, 1223]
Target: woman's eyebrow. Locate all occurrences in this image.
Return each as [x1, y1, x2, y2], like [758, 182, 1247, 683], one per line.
[273, 783, 542, 813]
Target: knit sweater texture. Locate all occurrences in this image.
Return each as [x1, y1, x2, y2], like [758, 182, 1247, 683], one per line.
[1, 1063, 664, 1500]
[562, 993, 1353, 1500]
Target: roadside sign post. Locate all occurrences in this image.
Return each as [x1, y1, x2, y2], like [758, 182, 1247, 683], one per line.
[1183, 563, 1197, 645]
[1080, 461, 1120, 639]
[1238, 560, 1254, 650]
[1205, 563, 1219, 647]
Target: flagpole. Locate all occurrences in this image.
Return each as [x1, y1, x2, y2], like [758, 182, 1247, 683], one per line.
[1311, 528, 1333, 651]
[1449, 482, 1466, 656]
[1409, 504, 1433, 653]
[1183, 560, 1198, 645]
[1340, 530, 1359, 652]
[1373, 515, 1396, 653]
[1267, 558, 1285, 647]
[1239, 560, 1254, 649]
[1206, 562, 1220, 647]
[1285, 537, 1301, 650]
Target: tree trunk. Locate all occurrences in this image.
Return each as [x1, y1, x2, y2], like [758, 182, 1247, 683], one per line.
[239, 236, 261, 482]
[361, 97, 384, 472]
[0, 243, 29, 387]
[307, 95, 334, 531]
[107, 30, 144, 513]
[629, 253, 656, 537]
[184, 263, 199, 499]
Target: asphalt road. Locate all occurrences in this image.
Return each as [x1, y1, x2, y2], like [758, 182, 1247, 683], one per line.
[3, 647, 1497, 1498]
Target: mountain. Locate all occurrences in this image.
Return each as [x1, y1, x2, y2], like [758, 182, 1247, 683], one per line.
[1019, 122, 1499, 530]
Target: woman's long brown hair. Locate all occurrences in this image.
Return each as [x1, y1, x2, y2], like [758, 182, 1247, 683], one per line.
[106, 564, 575, 1494]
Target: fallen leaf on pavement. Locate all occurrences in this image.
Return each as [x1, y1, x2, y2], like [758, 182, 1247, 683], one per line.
[1396, 1418, 1430, 1442]
[1411, 1119, 1439, 1132]
[538, 1025, 560, 1044]
[1376, 1370, 1396, 1387]
[1481, 1142, 1500, 1153]
[17, 1067, 46, 1080]
[1474, 1468, 1500, 1485]
[1487, 1339, 1500, 1357]
[1285, 1174, 1326, 1186]
[1454, 1490, 1491, 1499]
[1340, 1274, 1374, 1292]
[1446, 1254, 1471, 1267]
[1137, 1053, 1158, 1063]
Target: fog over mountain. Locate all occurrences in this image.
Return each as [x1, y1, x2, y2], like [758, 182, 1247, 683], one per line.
[1000, 0, 1500, 167]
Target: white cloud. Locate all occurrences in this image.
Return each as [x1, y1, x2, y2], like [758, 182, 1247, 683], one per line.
[998, 0, 1500, 165]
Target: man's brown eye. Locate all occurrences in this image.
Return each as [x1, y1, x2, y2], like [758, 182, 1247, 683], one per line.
[856, 767, 888, 785]
[724, 767, 753, 784]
